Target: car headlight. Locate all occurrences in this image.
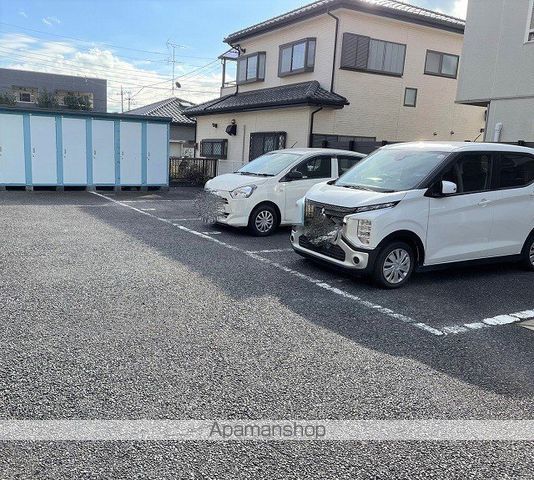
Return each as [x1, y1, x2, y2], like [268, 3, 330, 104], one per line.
[230, 185, 256, 199]
[357, 219, 372, 245]
[355, 202, 399, 213]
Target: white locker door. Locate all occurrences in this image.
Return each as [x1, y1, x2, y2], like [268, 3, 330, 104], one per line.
[62, 118, 87, 185]
[31, 115, 57, 185]
[120, 122, 142, 185]
[0, 113, 25, 184]
[92, 120, 115, 184]
[147, 123, 168, 185]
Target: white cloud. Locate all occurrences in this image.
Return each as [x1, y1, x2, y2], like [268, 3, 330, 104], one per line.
[0, 33, 220, 111]
[448, 0, 468, 19]
[42, 16, 61, 26]
[18, 11, 28, 18]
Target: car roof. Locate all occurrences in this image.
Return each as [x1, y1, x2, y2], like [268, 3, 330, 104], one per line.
[382, 141, 534, 155]
[272, 148, 366, 157]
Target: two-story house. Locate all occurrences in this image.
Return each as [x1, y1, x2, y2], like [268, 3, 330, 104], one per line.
[0, 68, 107, 112]
[185, 0, 485, 174]
[456, 0, 534, 143]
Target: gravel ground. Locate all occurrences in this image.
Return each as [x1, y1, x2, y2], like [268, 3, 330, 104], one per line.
[0, 188, 533, 479]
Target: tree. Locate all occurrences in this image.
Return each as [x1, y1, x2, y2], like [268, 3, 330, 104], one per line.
[0, 92, 16, 106]
[64, 94, 92, 111]
[37, 89, 59, 108]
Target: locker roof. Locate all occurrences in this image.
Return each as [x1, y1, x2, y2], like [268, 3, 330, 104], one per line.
[0, 105, 172, 123]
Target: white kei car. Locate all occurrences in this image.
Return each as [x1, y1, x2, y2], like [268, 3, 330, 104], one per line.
[291, 142, 534, 288]
[204, 149, 365, 236]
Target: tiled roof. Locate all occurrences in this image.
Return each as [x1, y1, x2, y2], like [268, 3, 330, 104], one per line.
[224, 0, 465, 43]
[126, 97, 196, 125]
[183, 81, 348, 117]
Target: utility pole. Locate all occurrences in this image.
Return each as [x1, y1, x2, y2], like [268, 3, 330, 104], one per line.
[125, 90, 132, 111]
[120, 86, 124, 113]
[167, 40, 179, 96]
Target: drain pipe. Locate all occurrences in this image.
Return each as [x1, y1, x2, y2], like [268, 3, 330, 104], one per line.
[309, 107, 323, 147]
[327, 10, 340, 93]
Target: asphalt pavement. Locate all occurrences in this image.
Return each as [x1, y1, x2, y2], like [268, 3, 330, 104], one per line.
[0, 188, 533, 479]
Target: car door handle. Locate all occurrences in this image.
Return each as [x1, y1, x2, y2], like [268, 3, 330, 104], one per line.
[478, 199, 491, 207]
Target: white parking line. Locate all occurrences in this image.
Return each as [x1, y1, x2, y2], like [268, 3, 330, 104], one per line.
[90, 191, 443, 336]
[439, 310, 534, 335]
[89, 191, 534, 338]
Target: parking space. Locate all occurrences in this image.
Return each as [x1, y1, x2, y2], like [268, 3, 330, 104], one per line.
[93, 188, 534, 339]
[2, 187, 534, 477]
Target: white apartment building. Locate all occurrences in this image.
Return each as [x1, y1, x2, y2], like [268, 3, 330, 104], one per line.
[185, 0, 485, 173]
[457, 0, 534, 143]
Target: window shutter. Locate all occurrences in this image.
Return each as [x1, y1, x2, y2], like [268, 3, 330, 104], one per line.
[341, 33, 369, 69]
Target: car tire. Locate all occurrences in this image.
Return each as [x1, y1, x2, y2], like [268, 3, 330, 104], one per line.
[372, 241, 415, 289]
[248, 204, 279, 236]
[521, 234, 534, 271]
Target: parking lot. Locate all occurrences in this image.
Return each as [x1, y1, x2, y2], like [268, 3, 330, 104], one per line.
[1, 187, 534, 478]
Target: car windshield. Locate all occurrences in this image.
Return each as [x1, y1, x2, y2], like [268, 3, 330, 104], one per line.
[335, 148, 450, 192]
[237, 152, 302, 176]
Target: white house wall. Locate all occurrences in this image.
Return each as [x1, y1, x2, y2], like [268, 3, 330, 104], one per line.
[457, 0, 534, 104]
[220, 7, 484, 144]
[456, 0, 534, 141]
[196, 107, 312, 174]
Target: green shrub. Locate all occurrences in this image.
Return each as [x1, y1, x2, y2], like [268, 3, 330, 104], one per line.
[37, 89, 59, 108]
[0, 92, 17, 106]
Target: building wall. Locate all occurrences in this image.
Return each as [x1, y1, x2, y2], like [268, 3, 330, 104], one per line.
[225, 7, 484, 142]
[0, 68, 107, 112]
[456, 0, 534, 141]
[196, 107, 312, 174]
[456, 0, 534, 104]
[486, 97, 534, 142]
[171, 124, 195, 142]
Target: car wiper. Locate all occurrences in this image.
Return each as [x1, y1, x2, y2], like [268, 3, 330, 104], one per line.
[339, 184, 375, 192]
[235, 172, 274, 177]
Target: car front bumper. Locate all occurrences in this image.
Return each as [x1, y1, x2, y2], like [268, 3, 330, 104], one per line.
[291, 227, 373, 271]
[208, 190, 253, 227]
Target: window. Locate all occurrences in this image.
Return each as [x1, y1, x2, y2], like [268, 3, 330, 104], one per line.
[278, 38, 316, 76]
[341, 33, 406, 76]
[404, 88, 418, 107]
[200, 139, 228, 159]
[249, 132, 287, 161]
[527, 1, 534, 42]
[494, 153, 534, 189]
[19, 92, 32, 102]
[311, 134, 376, 151]
[337, 155, 362, 176]
[442, 153, 492, 193]
[236, 52, 266, 85]
[425, 50, 459, 78]
[292, 155, 332, 179]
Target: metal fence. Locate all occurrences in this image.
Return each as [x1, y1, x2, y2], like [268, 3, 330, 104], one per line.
[169, 157, 218, 186]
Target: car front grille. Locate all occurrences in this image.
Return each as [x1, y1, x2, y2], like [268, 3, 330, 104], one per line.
[304, 200, 357, 225]
[298, 235, 346, 262]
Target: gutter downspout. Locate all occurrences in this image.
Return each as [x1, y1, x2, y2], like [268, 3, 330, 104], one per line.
[309, 107, 323, 147]
[327, 10, 340, 93]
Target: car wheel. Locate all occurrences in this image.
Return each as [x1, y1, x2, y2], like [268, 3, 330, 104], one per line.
[248, 204, 278, 236]
[522, 235, 534, 271]
[373, 241, 415, 289]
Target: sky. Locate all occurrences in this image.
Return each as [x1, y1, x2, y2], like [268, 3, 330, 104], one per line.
[0, 0, 468, 112]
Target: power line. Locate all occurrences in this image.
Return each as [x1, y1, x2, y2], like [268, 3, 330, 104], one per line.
[0, 22, 216, 60]
[0, 50, 221, 91]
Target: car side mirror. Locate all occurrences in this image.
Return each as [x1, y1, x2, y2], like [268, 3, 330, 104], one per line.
[441, 181, 457, 195]
[425, 180, 457, 198]
[284, 170, 304, 181]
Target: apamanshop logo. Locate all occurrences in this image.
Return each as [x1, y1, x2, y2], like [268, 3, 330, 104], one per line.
[209, 421, 327, 440]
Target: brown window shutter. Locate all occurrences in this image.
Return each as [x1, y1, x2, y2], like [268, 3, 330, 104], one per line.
[341, 33, 370, 69]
